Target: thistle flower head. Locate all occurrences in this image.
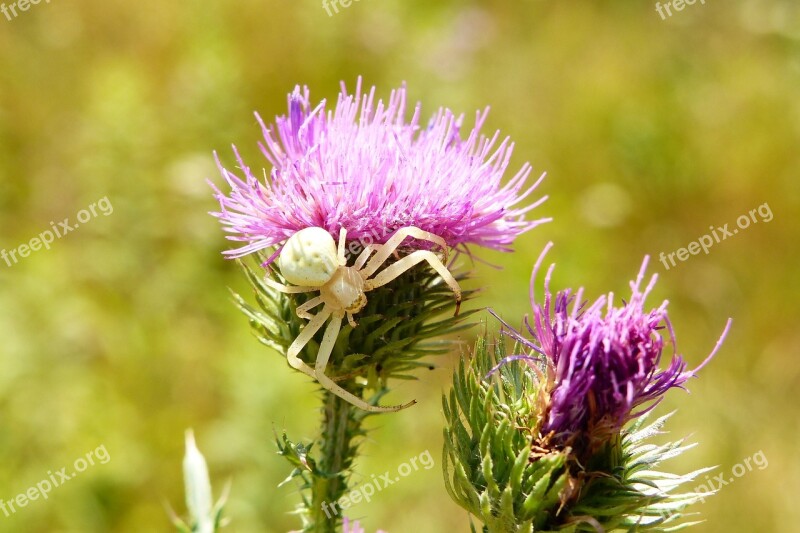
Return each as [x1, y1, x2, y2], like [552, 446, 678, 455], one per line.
[447, 246, 731, 531]
[210, 79, 548, 260]
[497, 243, 731, 454]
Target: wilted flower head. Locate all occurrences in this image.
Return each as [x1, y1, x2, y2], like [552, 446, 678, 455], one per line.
[494, 243, 731, 453]
[210, 79, 548, 260]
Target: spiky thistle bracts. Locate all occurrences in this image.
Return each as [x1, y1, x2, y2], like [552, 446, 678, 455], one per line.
[210, 79, 549, 260]
[444, 339, 724, 533]
[443, 246, 731, 532]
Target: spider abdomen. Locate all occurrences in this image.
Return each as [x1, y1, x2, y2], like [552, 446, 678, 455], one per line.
[278, 227, 339, 287]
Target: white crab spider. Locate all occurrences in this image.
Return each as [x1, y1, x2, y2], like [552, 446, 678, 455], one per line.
[266, 226, 462, 413]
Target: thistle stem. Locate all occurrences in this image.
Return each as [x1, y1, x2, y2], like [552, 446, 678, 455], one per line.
[311, 388, 361, 532]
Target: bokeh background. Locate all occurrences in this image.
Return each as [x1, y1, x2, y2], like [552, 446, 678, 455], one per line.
[1, 1, 798, 531]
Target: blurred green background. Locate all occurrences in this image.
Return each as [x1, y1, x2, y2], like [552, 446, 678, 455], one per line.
[1, 0, 798, 531]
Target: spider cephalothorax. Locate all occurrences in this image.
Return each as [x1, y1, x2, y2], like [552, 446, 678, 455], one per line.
[267, 226, 462, 412]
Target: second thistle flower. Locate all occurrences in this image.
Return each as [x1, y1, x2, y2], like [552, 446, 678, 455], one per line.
[445, 244, 731, 531]
[498, 243, 731, 461]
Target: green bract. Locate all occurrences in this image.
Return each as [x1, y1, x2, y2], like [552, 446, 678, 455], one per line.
[443, 336, 715, 532]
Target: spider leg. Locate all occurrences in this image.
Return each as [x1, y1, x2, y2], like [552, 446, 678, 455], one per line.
[367, 250, 462, 315]
[315, 314, 416, 412]
[361, 226, 448, 278]
[265, 277, 316, 294]
[286, 307, 333, 379]
[296, 296, 324, 320]
[346, 312, 358, 328]
[337, 227, 347, 266]
[353, 244, 379, 271]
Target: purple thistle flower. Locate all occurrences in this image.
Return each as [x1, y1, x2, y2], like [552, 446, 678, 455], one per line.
[210, 79, 548, 261]
[494, 243, 731, 452]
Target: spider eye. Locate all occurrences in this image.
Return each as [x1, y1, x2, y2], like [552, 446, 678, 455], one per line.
[279, 227, 338, 287]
